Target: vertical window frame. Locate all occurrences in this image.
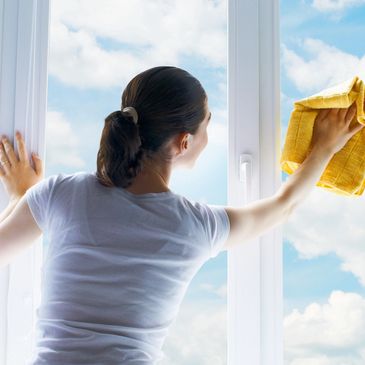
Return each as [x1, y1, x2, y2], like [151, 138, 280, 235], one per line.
[227, 0, 283, 364]
[0, 0, 50, 363]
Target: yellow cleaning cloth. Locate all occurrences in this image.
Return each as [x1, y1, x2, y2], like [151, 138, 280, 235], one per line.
[280, 76, 365, 197]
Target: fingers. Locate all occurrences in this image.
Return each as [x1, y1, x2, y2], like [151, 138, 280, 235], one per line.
[0, 143, 11, 175]
[0, 132, 33, 175]
[15, 131, 29, 162]
[327, 108, 340, 116]
[345, 103, 357, 124]
[317, 102, 357, 122]
[339, 101, 357, 124]
[32, 153, 43, 176]
[349, 121, 365, 135]
[338, 103, 352, 120]
[1, 136, 18, 166]
[316, 108, 331, 121]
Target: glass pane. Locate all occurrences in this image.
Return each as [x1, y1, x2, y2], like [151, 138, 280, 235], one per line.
[45, 1, 228, 363]
[280, 2, 365, 364]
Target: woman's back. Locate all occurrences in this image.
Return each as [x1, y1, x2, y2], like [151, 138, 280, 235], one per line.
[25, 171, 229, 364]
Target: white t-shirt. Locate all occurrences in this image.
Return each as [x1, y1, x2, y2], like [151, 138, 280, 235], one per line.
[25, 171, 230, 364]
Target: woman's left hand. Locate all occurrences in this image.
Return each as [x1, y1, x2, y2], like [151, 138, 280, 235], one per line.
[0, 131, 44, 201]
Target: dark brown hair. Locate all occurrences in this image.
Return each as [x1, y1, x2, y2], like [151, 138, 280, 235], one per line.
[96, 66, 208, 188]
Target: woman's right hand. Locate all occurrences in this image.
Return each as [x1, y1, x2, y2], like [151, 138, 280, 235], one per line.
[310, 101, 364, 155]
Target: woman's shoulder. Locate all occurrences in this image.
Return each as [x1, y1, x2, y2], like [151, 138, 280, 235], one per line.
[51, 170, 92, 184]
[45, 170, 93, 198]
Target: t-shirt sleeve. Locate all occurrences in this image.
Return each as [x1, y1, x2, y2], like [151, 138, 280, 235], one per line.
[194, 202, 231, 259]
[25, 173, 63, 232]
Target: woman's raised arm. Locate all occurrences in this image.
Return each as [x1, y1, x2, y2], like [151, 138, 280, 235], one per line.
[222, 103, 363, 251]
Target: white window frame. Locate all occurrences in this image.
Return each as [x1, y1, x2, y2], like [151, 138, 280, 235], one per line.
[227, 0, 283, 364]
[0, 0, 50, 363]
[0, 0, 282, 363]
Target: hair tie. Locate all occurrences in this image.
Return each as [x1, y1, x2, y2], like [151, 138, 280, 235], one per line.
[122, 106, 138, 125]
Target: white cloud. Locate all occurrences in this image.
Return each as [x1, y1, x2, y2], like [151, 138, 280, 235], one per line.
[45, 110, 86, 168]
[281, 38, 365, 93]
[49, 0, 227, 89]
[284, 290, 365, 365]
[311, 0, 365, 13]
[160, 301, 226, 365]
[49, 21, 147, 89]
[162, 291, 365, 365]
[283, 186, 365, 286]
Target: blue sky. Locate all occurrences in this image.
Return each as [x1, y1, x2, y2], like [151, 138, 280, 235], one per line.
[44, 0, 365, 364]
[281, 0, 365, 311]
[280, 1, 365, 364]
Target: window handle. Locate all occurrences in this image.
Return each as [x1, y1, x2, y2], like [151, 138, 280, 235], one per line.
[239, 154, 252, 204]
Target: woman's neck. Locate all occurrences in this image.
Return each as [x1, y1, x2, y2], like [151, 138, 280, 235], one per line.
[124, 162, 171, 194]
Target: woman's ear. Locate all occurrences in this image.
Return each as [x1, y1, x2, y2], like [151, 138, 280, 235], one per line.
[183, 134, 194, 154]
[176, 132, 193, 157]
[178, 133, 188, 155]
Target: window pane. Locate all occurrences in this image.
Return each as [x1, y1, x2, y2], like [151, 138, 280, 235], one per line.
[280, 2, 365, 364]
[45, 1, 228, 363]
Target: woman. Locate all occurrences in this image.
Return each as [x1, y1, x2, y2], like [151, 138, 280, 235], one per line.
[0, 66, 362, 364]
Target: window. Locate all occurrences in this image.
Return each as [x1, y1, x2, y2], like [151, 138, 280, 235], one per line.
[0, 0, 49, 363]
[281, 1, 365, 364]
[47, 1, 229, 363]
[1, 0, 233, 363]
[0, 0, 284, 364]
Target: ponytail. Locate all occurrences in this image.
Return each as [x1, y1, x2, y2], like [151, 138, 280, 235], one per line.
[95, 66, 208, 189]
[96, 110, 145, 188]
